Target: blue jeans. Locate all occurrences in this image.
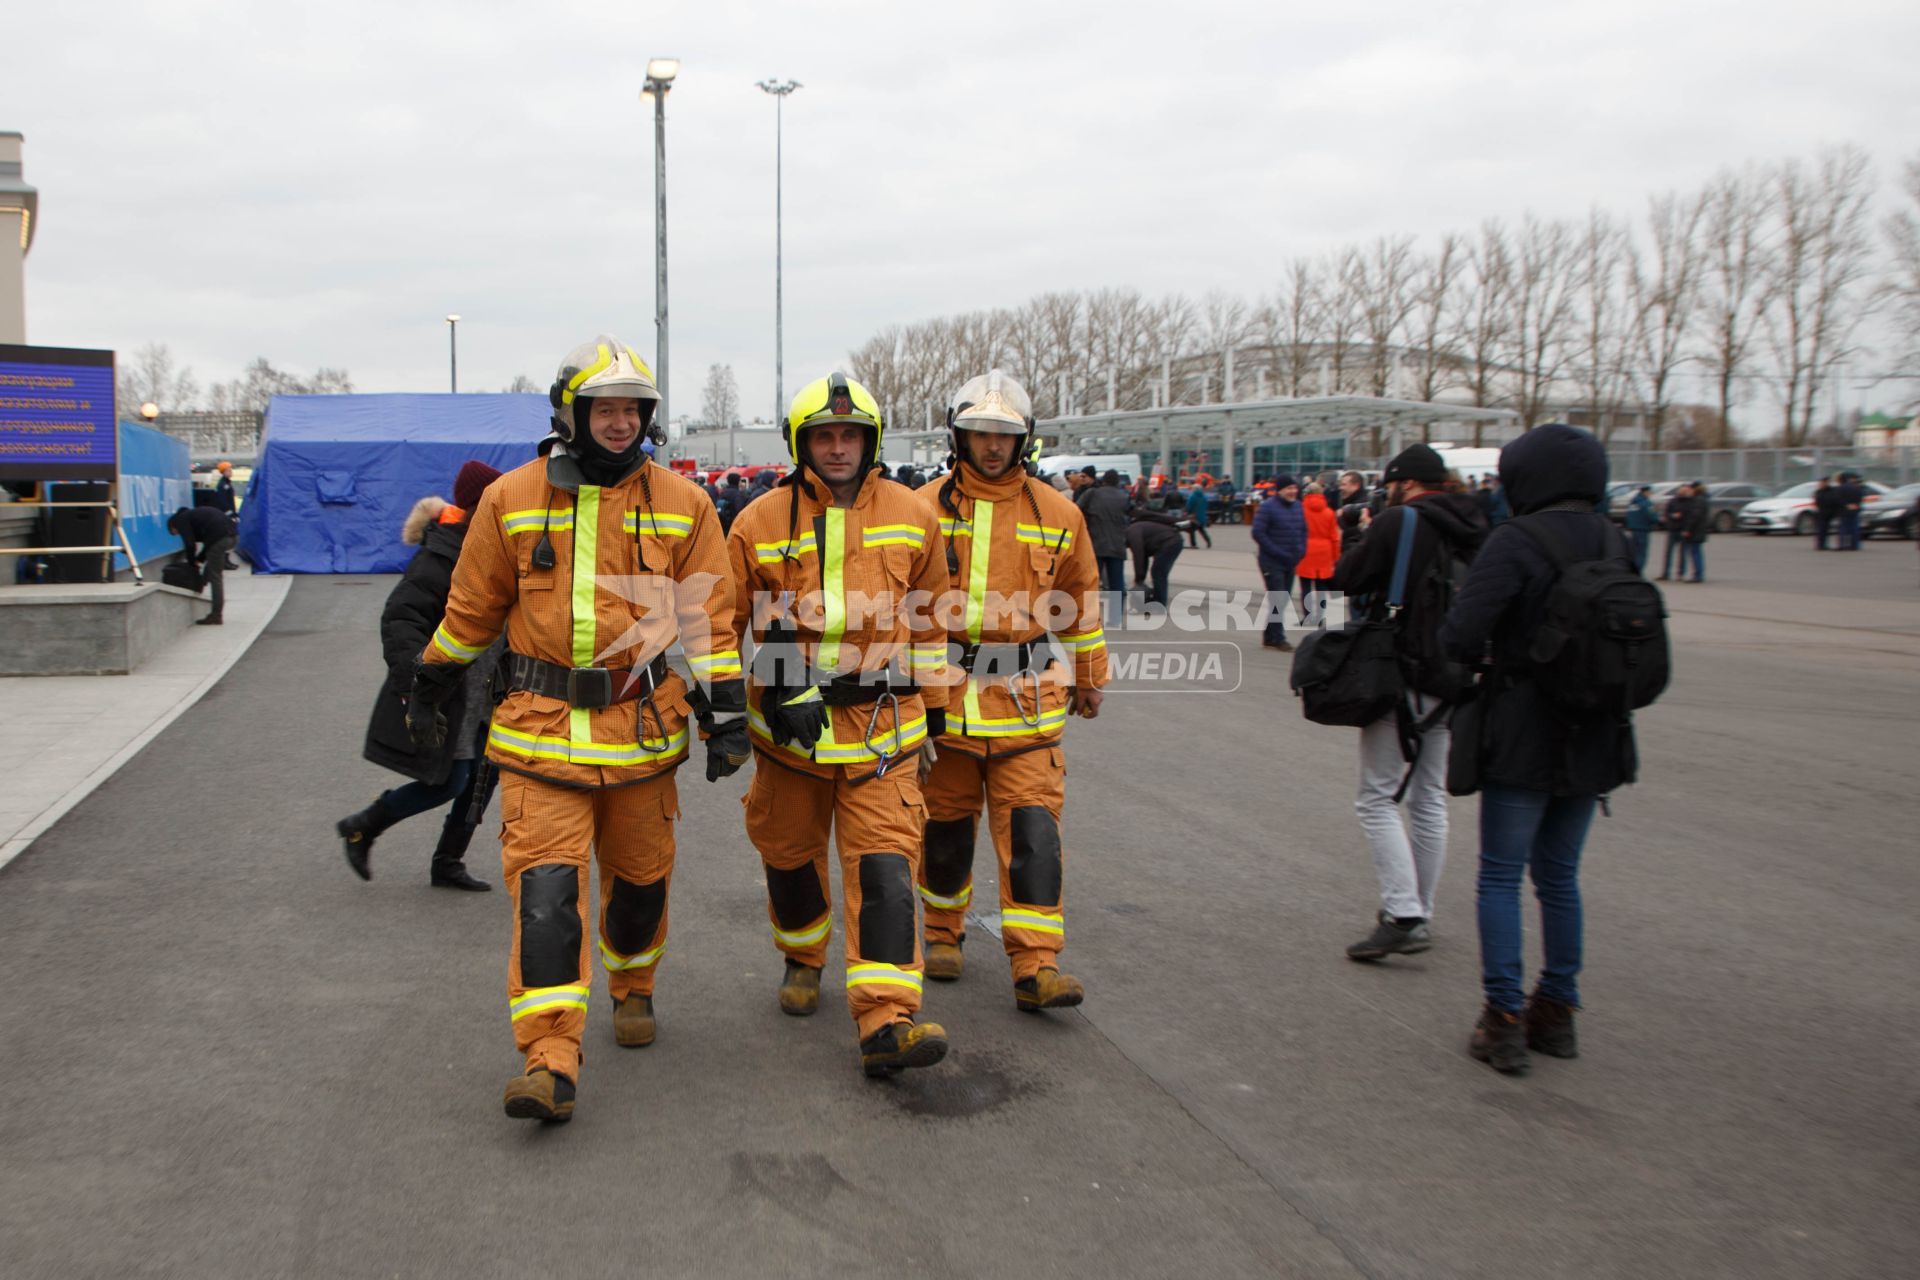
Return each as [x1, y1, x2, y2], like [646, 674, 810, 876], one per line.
[1837, 512, 1860, 550]
[1097, 555, 1127, 623]
[381, 757, 476, 826]
[1679, 540, 1703, 580]
[1627, 529, 1650, 572]
[1476, 785, 1596, 1012]
[1258, 557, 1293, 645]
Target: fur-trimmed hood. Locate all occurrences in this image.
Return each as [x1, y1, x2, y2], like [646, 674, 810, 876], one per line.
[402, 496, 449, 545]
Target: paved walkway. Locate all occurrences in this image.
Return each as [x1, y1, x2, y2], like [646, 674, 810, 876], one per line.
[0, 571, 291, 870]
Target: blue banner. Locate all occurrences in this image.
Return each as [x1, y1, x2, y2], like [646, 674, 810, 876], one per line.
[0, 344, 118, 479]
[115, 419, 194, 569]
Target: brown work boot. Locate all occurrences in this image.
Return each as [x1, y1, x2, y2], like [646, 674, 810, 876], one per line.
[1015, 967, 1085, 1012]
[1469, 1005, 1531, 1075]
[924, 939, 965, 982]
[860, 1019, 949, 1078]
[778, 960, 821, 1017]
[1523, 989, 1579, 1059]
[613, 994, 656, 1047]
[502, 1068, 575, 1122]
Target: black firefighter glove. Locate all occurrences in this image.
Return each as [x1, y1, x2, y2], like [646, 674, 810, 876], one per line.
[767, 684, 829, 750]
[406, 658, 462, 750]
[705, 717, 751, 782]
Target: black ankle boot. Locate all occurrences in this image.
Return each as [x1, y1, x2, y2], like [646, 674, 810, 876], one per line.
[429, 820, 491, 892]
[337, 797, 396, 881]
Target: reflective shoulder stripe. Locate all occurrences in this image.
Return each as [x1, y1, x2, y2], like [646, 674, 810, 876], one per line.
[431, 622, 488, 663]
[755, 535, 818, 562]
[939, 518, 973, 537]
[846, 962, 924, 992]
[625, 510, 695, 538]
[862, 523, 926, 549]
[510, 984, 590, 1021]
[1016, 522, 1075, 547]
[502, 507, 575, 534]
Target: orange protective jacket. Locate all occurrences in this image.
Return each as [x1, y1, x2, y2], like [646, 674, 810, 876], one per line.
[422, 448, 739, 789]
[1297, 491, 1341, 578]
[919, 463, 1108, 756]
[726, 470, 950, 778]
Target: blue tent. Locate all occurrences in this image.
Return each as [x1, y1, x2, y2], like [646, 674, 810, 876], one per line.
[239, 393, 546, 573]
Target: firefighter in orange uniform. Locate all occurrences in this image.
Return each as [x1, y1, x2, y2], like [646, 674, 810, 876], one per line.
[727, 373, 954, 1077]
[916, 371, 1108, 1010]
[412, 336, 747, 1123]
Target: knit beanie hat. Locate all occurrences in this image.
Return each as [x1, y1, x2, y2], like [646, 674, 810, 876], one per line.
[453, 460, 502, 511]
[1382, 443, 1448, 485]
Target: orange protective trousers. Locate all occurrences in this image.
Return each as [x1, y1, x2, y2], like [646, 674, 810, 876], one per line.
[743, 754, 929, 1040]
[500, 769, 677, 1083]
[917, 744, 1067, 981]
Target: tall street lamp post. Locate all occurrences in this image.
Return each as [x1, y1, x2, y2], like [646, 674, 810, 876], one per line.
[445, 314, 460, 392]
[755, 78, 800, 426]
[642, 57, 680, 423]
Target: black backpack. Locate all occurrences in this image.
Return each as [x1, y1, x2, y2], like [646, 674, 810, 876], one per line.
[1511, 515, 1669, 719]
[1290, 508, 1420, 728]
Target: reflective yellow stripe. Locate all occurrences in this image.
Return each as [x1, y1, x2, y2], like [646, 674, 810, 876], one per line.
[1059, 627, 1105, 652]
[783, 685, 823, 705]
[599, 937, 664, 970]
[1016, 523, 1074, 547]
[624, 511, 694, 537]
[1001, 908, 1064, 935]
[430, 623, 487, 663]
[955, 705, 1070, 737]
[489, 723, 689, 766]
[688, 649, 742, 676]
[816, 507, 848, 673]
[561, 342, 612, 403]
[938, 518, 973, 538]
[502, 508, 574, 534]
[755, 536, 817, 562]
[964, 500, 993, 643]
[570, 487, 600, 669]
[772, 912, 831, 948]
[907, 645, 948, 670]
[746, 708, 927, 762]
[917, 883, 971, 910]
[509, 984, 590, 1021]
[862, 524, 926, 549]
[846, 962, 923, 992]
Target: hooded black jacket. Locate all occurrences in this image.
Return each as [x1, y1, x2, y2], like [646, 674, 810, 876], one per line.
[1439, 425, 1638, 796]
[1331, 490, 1487, 697]
[362, 515, 478, 785]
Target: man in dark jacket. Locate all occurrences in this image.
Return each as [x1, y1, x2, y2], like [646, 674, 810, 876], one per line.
[1674, 481, 1710, 581]
[1812, 475, 1840, 550]
[1076, 469, 1132, 618]
[1440, 423, 1638, 1076]
[336, 461, 504, 891]
[1251, 475, 1306, 650]
[1657, 485, 1693, 581]
[1832, 472, 1868, 550]
[166, 504, 237, 625]
[1126, 504, 1188, 608]
[715, 473, 746, 534]
[1622, 485, 1657, 571]
[1331, 443, 1487, 962]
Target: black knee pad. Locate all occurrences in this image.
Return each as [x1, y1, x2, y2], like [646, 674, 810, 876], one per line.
[764, 862, 829, 931]
[604, 873, 666, 956]
[857, 853, 915, 964]
[922, 816, 977, 896]
[518, 863, 582, 987]
[1008, 806, 1062, 906]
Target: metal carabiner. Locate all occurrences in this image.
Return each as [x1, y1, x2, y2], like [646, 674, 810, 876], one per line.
[1008, 666, 1044, 728]
[864, 689, 903, 778]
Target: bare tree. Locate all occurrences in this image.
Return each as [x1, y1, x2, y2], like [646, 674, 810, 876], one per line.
[206, 357, 353, 415]
[1318, 246, 1366, 395]
[116, 342, 201, 416]
[1573, 209, 1636, 442]
[1511, 214, 1579, 431]
[1882, 151, 1920, 386]
[1264, 259, 1322, 398]
[1198, 291, 1251, 402]
[1628, 190, 1708, 446]
[1762, 146, 1877, 444]
[1407, 233, 1464, 409]
[1698, 166, 1772, 443]
[1461, 220, 1516, 443]
[1356, 235, 1418, 399]
[502, 374, 541, 393]
[701, 362, 740, 427]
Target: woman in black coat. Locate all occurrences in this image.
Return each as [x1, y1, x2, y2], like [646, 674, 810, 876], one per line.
[336, 464, 503, 890]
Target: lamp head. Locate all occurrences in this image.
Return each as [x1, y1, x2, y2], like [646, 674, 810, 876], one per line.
[646, 57, 680, 85]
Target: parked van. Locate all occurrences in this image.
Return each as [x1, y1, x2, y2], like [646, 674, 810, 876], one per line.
[1036, 453, 1146, 484]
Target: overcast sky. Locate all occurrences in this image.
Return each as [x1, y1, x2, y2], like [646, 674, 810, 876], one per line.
[7, 0, 1917, 422]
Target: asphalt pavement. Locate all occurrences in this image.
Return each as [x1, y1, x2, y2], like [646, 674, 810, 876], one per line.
[2, 526, 1915, 1279]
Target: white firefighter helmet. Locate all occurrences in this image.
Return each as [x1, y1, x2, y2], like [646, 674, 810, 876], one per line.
[948, 369, 1033, 436]
[548, 336, 663, 443]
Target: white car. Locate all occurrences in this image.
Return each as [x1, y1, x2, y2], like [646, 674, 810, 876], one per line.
[1738, 480, 1892, 534]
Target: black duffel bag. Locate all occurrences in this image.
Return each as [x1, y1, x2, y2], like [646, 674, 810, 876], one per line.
[162, 559, 204, 593]
[1289, 507, 1419, 728]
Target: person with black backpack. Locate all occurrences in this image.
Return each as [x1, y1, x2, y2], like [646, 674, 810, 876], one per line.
[1440, 424, 1668, 1076]
[1330, 444, 1487, 962]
